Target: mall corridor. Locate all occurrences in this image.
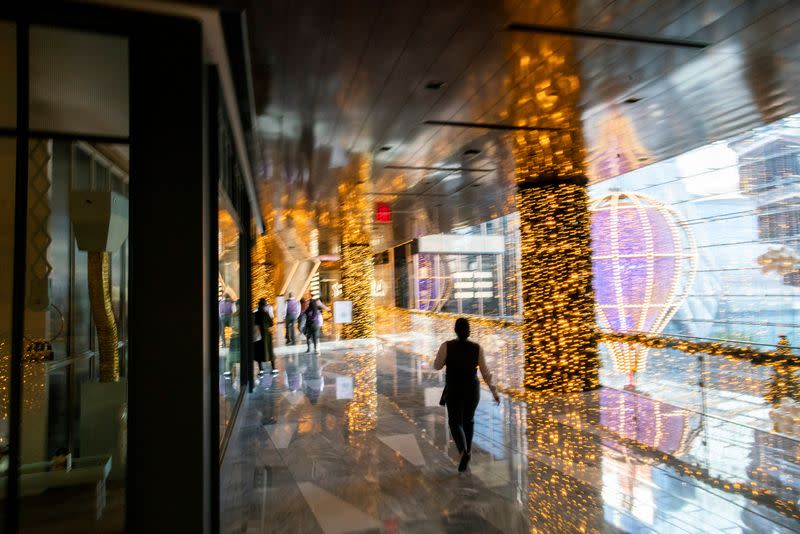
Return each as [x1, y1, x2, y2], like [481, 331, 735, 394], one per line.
[223, 338, 799, 534]
[1, 1, 800, 533]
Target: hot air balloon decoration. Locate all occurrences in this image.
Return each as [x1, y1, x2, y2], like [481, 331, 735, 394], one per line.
[590, 191, 697, 385]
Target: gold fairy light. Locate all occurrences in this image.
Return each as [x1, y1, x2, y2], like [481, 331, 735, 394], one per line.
[345, 349, 377, 432]
[88, 251, 119, 382]
[526, 391, 603, 533]
[251, 233, 275, 307]
[511, 10, 598, 393]
[339, 155, 375, 339]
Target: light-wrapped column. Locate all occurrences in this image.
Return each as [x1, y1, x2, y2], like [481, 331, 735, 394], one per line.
[339, 156, 375, 339]
[512, 17, 598, 392]
[251, 233, 275, 308]
[526, 391, 602, 531]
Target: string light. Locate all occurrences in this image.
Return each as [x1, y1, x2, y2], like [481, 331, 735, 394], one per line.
[374, 307, 800, 524]
[339, 156, 375, 339]
[88, 251, 119, 382]
[511, 18, 598, 393]
[251, 233, 275, 307]
[345, 349, 377, 433]
[0, 339, 47, 437]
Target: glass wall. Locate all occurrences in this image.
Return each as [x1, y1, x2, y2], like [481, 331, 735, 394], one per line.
[0, 20, 130, 532]
[589, 112, 800, 432]
[589, 113, 800, 350]
[218, 205, 241, 443]
[0, 19, 15, 527]
[382, 213, 523, 320]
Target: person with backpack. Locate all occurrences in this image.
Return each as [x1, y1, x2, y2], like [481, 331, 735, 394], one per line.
[302, 299, 325, 353]
[284, 292, 300, 344]
[433, 317, 499, 473]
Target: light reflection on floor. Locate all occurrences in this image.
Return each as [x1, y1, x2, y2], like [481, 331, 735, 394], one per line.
[225, 338, 799, 534]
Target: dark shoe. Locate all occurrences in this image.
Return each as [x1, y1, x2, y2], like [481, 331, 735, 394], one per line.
[458, 451, 471, 473]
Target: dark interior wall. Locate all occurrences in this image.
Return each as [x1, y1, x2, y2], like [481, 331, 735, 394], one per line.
[127, 13, 212, 534]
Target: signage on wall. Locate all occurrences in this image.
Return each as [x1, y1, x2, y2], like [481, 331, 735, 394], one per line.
[453, 271, 495, 299]
[375, 201, 392, 223]
[333, 300, 353, 324]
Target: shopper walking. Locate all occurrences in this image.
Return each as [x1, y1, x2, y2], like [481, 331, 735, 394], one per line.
[219, 294, 234, 348]
[433, 317, 499, 473]
[285, 292, 300, 344]
[303, 299, 323, 353]
[254, 298, 278, 375]
[298, 297, 308, 340]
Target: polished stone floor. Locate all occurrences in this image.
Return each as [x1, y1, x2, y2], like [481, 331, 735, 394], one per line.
[222, 338, 800, 534]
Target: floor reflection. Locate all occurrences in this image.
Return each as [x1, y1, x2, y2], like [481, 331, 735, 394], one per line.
[229, 339, 799, 533]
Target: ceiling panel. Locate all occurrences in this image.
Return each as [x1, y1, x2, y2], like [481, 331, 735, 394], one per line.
[211, 0, 800, 240]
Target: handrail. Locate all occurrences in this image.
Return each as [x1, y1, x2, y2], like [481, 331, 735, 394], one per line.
[45, 351, 96, 373]
[378, 306, 798, 367]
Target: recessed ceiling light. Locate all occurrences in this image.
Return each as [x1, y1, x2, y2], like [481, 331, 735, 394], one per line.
[379, 146, 392, 151]
[623, 97, 642, 104]
[425, 81, 446, 90]
[463, 148, 481, 156]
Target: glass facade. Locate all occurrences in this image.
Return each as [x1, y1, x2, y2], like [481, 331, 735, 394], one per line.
[590, 113, 800, 350]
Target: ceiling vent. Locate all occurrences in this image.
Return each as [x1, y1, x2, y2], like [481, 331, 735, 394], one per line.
[424, 81, 446, 90]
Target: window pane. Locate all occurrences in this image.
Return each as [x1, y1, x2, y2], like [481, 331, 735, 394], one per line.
[219, 206, 241, 443]
[29, 26, 128, 138]
[0, 21, 15, 129]
[0, 136, 15, 530]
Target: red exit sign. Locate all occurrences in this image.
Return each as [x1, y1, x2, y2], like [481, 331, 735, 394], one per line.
[375, 202, 392, 223]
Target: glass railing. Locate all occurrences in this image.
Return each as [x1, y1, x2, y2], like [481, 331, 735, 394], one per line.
[374, 306, 800, 525]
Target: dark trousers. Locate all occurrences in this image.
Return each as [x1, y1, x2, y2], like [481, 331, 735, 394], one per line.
[265, 330, 275, 369]
[285, 317, 296, 343]
[306, 326, 320, 351]
[445, 382, 480, 454]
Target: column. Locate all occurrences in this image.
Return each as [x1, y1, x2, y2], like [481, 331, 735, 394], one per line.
[251, 232, 275, 307]
[338, 155, 375, 339]
[512, 23, 598, 392]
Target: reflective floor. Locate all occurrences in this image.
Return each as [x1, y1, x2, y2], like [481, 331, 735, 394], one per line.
[222, 338, 800, 533]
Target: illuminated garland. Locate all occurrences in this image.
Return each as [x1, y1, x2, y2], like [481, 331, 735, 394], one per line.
[339, 156, 375, 339]
[380, 305, 798, 371]
[374, 306, 799, 522]
[599, 331, 800, 368]
[595, 417, 800, 521]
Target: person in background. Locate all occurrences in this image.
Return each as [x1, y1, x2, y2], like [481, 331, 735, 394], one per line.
[433, 317, 499, 473]
[303, 299, 323, 353]
[219, 294, 234, 348]
[284, 292, 300, 345]
[254, 298, 278, 375]
[224, 301, 241, 379]
[298, 297, 308, 340]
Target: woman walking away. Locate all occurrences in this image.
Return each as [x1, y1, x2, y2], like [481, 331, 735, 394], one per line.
[303, 299, 322, 353]
[254, 298, 278, 375]
[433, 317, 499, 473]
